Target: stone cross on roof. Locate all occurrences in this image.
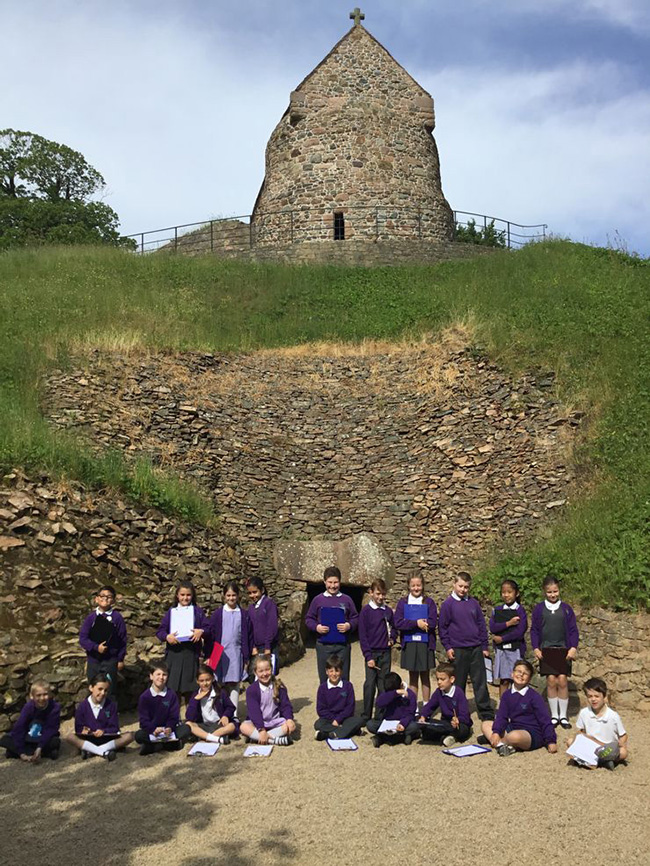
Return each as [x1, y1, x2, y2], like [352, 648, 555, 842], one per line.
[349, 7, 365, 26]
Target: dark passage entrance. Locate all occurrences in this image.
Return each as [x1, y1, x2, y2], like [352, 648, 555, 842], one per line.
[301, 582, 365, 647]
[333, 211, 345, 240]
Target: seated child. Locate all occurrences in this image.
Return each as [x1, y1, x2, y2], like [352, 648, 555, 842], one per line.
[418, 663, 472, 747]
[0, 680, 61, 762]
[186, 663, 238, 745]
[240, 655, 296, 746]
[65, 674, 134, 761]
[314, 655, 365, 741]
[568, 677, 628, 770]
[486, 659, 557, 756]
[134, 662, 191, 755]
[366, 672, 420, 748]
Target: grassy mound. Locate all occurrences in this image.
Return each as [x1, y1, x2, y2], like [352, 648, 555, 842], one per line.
[1, 241, 648, 606]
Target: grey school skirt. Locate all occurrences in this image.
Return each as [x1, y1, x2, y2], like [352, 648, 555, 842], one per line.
[401, 641, 435, 672]
[166, 642, 199, 694]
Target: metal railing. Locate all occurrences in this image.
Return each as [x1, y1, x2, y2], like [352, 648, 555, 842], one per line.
[125, 207, 547, 255]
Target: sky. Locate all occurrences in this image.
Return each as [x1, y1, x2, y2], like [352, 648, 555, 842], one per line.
[1, 0, 649, 255]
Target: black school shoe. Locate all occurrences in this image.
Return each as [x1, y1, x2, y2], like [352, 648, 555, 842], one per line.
[372, 735, 381, 748]
[559, 718, 572, 729]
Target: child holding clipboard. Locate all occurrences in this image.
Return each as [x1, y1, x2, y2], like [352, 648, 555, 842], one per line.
[79, 584, 127, 695]
[305, 566, 358, 683]
[156, 580, 207, 701]
[394, 574, 438, 703]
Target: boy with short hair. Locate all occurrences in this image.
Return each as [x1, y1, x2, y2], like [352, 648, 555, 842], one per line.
[79, 584, 127, 693]
[438, 572, 494, 727]
[568, 677, 628, 770]
[0, 680, 61, 762]
[314, 655, 365, 741]
[358, 579, 396, 720]
[305, 566, 358, 683]
[134, 662, 191, 755]
[366, 672, 420, 748]
[418, 662, 473, 747]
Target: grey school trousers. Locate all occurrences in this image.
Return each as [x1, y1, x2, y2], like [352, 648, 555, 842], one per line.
[452, 645, 494, 721]
[316, 640, 351, 684]
[363, 650, 391, 720]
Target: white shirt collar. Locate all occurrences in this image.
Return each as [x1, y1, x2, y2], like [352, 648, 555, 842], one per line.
[451, 591, 468, 602]
[324, 591, 342, 598]
[149, 686, 168, 698]
[407, 593, 424, 605]
[442, 684, 456, 698]
[502, 602, 519, 610]
[95, 607, 113, 617]
[544, 599, 561, 612]
[255, 595, 266, 609]
[88, 695, 105, 709]
[512, 685, 530, 696]
[327, 680, 343, 689]
[368, 600, 385, 610]
[224, 604, 240, 613]
[259, 681, 272, 692]
[200, 687, 217, 703]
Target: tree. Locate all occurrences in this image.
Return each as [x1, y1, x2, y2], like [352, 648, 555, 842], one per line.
[0, 128, 133, 249]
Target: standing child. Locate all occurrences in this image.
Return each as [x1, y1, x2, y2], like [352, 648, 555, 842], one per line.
[530, 575, 579, 729]
[568, 677, 628, 770]
[156, 580, 207, 702]
[246, 577, 280, 674]
[394, 574, 438, 703]
[305, 566, 358, 683]
[438, 572, 494, 731]
[186, 664, 238, 745]
[134, 662, 190, 755]
[487, 659, 557, 756]
[0, 680, 61, 762]
[79, 584, 127, 695]
[366, 672, 419, 748]
[418, 663, 472, 747]
[358, 579, 396, 720]
[240, 655, 296, 746]
[314, 655, 365, 741]
[65, 674, 134, 761]
[489, 579, 528, 696]
[207, 581, 252, 710]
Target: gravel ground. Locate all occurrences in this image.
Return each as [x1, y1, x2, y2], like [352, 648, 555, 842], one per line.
[1, 646, 648, 866]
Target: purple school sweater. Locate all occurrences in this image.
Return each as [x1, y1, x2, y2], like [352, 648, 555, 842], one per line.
[489, 603, 528, 651]
[438, 596, 489, 651]
[375, 688, 417, 728]
[10, 699, 61, 752]
[137, 688, 181, 733]
[186, 688, 238, 728]
[245, 680, 294, 731]
[74, 697, 120, 736]
[305, 592, 358, 640]
[247, 595, 279, 652]
[492, 687, 557, 745]
[156, 605, 208, 656]
[316, 680, 356, 723]
[79, 610, 127, 662]
[530, 602, 579, 650]
[358, 604, 396, 660]
[394, 596, 438, 651]
[207, 606, 253, 662]
[421, 687, 472, 727]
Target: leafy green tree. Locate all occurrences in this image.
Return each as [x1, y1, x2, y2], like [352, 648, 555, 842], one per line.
[455, 218, 507, 248]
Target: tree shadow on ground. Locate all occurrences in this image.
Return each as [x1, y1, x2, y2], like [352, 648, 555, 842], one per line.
[182, 829, 298, 866]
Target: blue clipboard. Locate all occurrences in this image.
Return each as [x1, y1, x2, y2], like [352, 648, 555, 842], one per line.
[402, 603, 428, 643]
[320, 606, 346, 644]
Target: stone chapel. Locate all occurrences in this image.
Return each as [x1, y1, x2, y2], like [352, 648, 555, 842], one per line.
[250, 9, 454, 250]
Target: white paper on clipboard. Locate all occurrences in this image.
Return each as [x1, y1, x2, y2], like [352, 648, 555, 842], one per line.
[170, 605, 195, 641]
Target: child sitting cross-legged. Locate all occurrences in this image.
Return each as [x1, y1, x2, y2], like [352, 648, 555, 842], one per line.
[134, 662, 191, 755]
[567, 677, 628, 770]
[366, 672, 420, 748]
[314, 655, 365, 741]
[65, 674, 134, 761]
[0, 680, 61, 762]
[240, 655, 296, 746]
[185, 664, 238, 745]
[418, 663, 472, 747]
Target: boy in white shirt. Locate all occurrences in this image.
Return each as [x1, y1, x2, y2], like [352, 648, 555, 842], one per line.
[568, 677, 628, 770]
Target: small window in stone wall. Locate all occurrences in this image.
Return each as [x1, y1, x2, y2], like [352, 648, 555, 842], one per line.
[334, 212, 345, 241]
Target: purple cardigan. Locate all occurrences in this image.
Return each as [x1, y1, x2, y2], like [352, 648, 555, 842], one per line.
[10, 699, 60, 752]
[137, 688, 181, 733]
[438, 596, 489, 650]
[530, 601, 579, 650]
[79, 610, 127, 662]
[316, 680, 356, 722]
[156, 605, 207, 655]
[247, 595, 279, 652]
[492, 687, 557, 745]
[375, 688, 417, 728]
[394, 596, 438, 651]
[74, 697, 120, 736]
[245, 680, 294, 731]
[489, 603, 528, 652]
[186, 688, 238, 729]
[207, 606, 253, 662]
[421, 687, 472, 727]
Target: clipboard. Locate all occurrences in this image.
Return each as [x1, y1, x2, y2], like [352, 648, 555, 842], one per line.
[207, 642, 224, 670]
[244, 744, 273, 757]
[88, 615, 114, 645]
[484, 655, 494, 684]
[326, 738, 358, 751]
[442, 744, 491, 757]
[320, 607, 346, 644]
[170, 605, 195, 642]
[188, 742, 220, 757]
[402, 603, 427, 642]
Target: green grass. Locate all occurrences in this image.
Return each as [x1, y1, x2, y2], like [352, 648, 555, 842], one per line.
[0, 242, 648, 606]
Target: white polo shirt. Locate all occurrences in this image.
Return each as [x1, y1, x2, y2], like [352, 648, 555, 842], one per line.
[576, 705, 626, 744]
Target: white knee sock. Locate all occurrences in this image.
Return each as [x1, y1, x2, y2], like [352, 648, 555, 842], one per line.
[82, 740, 103, 756]
[206, 733, 221, 743]
[229, 688, 239, 710]
[102, 740, 117, 754]
[247, 729, 260, 742]
[558, 698, 569, 718]
[548, 697, 560, 717]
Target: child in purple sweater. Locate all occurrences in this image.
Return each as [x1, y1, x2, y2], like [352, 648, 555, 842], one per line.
[305, 566, 358, 684]
[314, 655, 365, 741]
[246, 577, 280, 675]
[438, 572, 494, 730]
[186, 664, 238, 745]
[65, 674, 134, 761]
[134, 662, 190, 755]
[487, 659, 557, 756]
[240, 655, 296, 746]
[0, 680, 60, 762]
[157, 580, 207, 701]
[489, 579, 528, 696]
[419, 663, 473, 747]
[366, 672, 420, 748]
[358, 579, 396, 720]
[79, 584, 127, 695]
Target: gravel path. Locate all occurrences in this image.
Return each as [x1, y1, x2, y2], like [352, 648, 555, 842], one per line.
[1, 646, 648, 866]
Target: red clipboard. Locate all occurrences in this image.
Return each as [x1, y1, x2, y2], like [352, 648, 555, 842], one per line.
[207, 642, 224, 671]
